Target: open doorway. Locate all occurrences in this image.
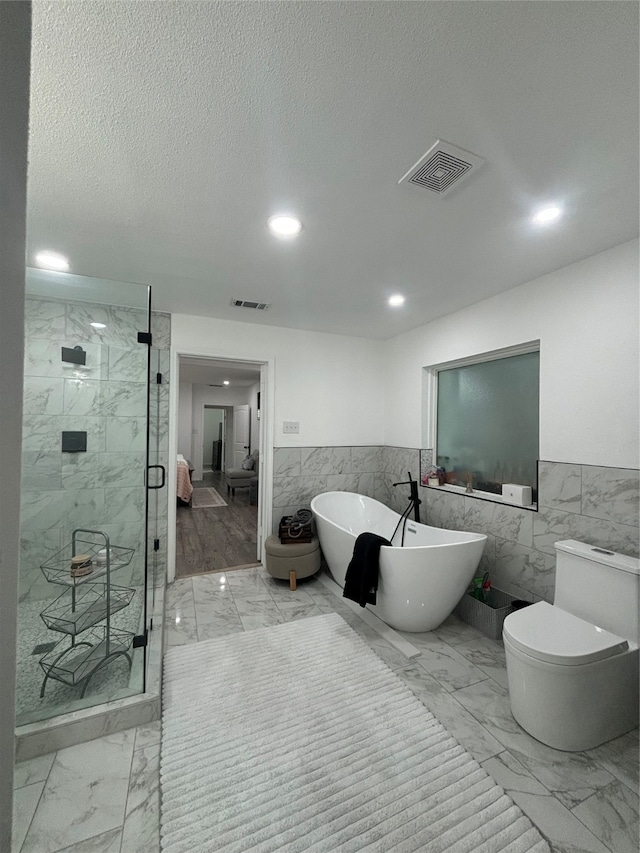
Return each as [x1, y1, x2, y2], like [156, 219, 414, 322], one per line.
[204, 406, 226, 472]
[175, 356, 263, 578]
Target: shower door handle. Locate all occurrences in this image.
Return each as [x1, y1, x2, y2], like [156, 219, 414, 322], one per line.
[147, 464, 166, 489]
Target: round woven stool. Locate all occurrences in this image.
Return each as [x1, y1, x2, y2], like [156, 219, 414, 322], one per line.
[264, 534, 321, 590]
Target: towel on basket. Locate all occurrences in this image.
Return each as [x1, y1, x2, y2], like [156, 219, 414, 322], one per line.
[343, 532, 391, 607]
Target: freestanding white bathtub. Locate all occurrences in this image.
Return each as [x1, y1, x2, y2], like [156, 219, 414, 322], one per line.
[310, 491, 487, 632]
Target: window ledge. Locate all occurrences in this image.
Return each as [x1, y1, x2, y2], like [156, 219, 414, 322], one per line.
[423, 482, 537, 512]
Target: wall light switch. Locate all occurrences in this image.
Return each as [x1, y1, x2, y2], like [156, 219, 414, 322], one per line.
[283, 421, 300, 434]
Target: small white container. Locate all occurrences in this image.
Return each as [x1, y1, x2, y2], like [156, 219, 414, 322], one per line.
[502, 483, 532, 505]
[94, 548, 108, 566]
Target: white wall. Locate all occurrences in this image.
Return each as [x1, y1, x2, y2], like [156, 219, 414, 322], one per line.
[177, 380, 193, 459]
[203, 407, 224, 466]
[383, 240, 639, 469]
[0, 3, 30, 846]
[171, 316, 385, 448]
[190, 384, 253, 478]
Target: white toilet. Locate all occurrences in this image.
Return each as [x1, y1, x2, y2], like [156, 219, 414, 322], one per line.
[503, 539, 639, 751]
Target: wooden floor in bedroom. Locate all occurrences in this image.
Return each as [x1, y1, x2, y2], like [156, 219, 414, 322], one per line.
[175, 470, 259, 578]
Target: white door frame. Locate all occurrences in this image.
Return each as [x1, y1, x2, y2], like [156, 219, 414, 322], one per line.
[232, 404, 251, 468]
[167, 349, 274, 583]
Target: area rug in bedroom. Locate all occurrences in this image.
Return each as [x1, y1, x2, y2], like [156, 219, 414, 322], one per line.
[160, 613, 550, 853]
[190, 486, 227, 508]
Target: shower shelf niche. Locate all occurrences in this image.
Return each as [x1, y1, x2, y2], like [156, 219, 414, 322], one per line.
[38, 529, 136, 698]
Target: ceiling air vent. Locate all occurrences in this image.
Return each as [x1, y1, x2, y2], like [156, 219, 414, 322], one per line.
[231, 299, 270, 311]
[398, 140, 484, 198]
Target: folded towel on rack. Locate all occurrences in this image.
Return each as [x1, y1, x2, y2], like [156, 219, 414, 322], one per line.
[343, 532, 391, 608]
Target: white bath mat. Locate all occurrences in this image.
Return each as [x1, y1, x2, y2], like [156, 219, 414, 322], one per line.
[190, 487, 227, 508]
[160, 613, 550, 853]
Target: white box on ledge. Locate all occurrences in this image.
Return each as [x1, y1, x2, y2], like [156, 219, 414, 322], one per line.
[502, 483, 532, 506]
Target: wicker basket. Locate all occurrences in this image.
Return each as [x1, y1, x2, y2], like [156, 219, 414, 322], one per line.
[453, 588, 516, 640]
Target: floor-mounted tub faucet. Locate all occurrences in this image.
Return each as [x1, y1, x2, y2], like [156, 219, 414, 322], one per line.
[392, 472, 421, 524]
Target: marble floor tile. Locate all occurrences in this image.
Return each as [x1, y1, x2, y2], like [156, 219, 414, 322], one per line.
[511, 745, 620, 813]
[359, 635, 413, 672]
[163, 615, 199, 647]
[452, 679, 617, 808]
[12, 780, 45, 852]
[397, 628, 454, 652]
[305, 585, 341, 605]
[191, 573, 237, 602]
[54, 827, 123, 853]
[13, 752, 56, 789]
[133, 720, 161, 752]
[164, 598, 196, 622]
[394, 663, 504, 764]
[482, 749, 551, 798]
[453, 635, 510, 688]
[238, 610, 285, 632]
[265, 584, 315, 605]
[587, 730, 639, 794]
[505, 789, 610, 853]
[164, 579, 194, 613]
[195, 610, 244, 641]
[193, 593, 238, 623]
[233, 594, 282, 617]
[223, 569, 267, 592]
[479, 749, 615, 852]
[412, 643, 490, 692]
[119, 742, 160, 853]
[572, 779, 639, 853]
[431, 613, 486, 646]
[21, 730, 135, 853]
[273, 603, 323, 623]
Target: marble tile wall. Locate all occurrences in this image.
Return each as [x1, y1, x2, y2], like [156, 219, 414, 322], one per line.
[271, 444, 423, 532]
[272, 445, 380, 529]
[273, 444, 638, 605]
[18, 296, 170, 718]
[376, 445, 425, 514]
[424, 459, 640, 603]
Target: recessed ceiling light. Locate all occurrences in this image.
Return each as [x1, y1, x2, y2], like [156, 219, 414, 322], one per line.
[34, 250, 70, 271]
[532, 205, 562, 225]
[388, 294, 405, 307]
[90, 322, 107, 329]
[223, 380, 230, 385]
[267, 215, 302, 237]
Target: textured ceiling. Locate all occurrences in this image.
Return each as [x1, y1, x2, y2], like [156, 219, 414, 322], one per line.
[28, 1, 639, 339]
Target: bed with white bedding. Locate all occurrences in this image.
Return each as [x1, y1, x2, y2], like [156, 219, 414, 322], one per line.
[177, 454, 193, 505]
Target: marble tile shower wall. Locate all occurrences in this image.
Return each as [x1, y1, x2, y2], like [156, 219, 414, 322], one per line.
[273, 446, 638, 605]
[424, 460, 639, 603]
[20, 297, 171, 603]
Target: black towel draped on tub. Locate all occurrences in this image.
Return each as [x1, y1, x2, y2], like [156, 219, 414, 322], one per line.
[343, 532, 391, 607]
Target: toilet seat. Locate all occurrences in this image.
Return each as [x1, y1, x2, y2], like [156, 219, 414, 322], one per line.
[503, 601, 629, 666]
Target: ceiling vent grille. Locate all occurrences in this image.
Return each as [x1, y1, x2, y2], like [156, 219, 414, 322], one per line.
[398, 140, 484, 198]
[231, 299, 270, 311]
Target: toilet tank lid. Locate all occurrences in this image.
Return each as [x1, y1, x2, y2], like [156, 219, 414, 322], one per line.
[555, 540, 640, 575]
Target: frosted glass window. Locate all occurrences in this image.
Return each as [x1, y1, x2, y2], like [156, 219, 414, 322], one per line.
[436, 351, 539, 496]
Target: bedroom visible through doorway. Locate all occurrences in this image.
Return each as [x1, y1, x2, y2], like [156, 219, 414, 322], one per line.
[175, 356, 262, 578]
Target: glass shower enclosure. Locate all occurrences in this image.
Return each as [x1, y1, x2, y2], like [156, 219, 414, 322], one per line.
[16, 268, 165, 727]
